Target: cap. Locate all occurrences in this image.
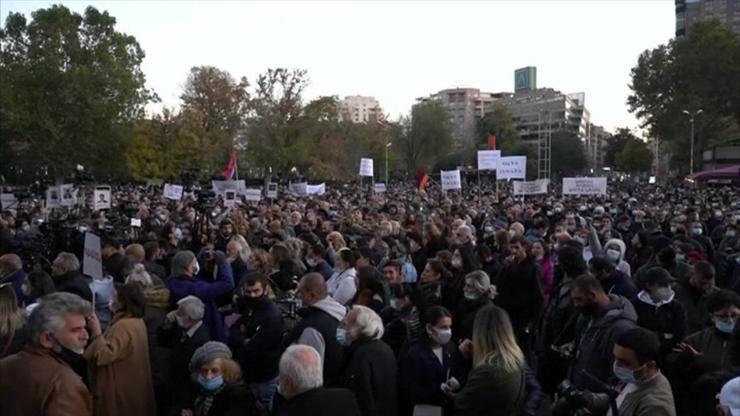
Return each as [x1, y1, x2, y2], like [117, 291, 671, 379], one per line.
[643, 267, 676, 286]
[189, 341, 232, 371]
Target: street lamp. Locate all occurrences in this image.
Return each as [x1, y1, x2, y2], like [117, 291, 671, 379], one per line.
[385, 141, 392, 185]
[682, 109, 703, 175]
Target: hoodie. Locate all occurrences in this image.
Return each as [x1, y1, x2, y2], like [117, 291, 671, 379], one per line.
[633, 289, 688, 354]
[286, 296, 347, 385]
[600, 238, 632, 278]
[570, 294, 637, 391]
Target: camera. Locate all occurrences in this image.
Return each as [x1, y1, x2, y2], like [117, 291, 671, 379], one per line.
[551, 379, 614, 416]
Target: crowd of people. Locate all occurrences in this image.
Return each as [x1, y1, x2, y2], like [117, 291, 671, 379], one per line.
[0, 178, 739, 416]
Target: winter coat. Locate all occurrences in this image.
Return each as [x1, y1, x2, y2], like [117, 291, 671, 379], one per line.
[284, 296, 346, 385]
[54, 271, 93, 303]
[142, 286, 171, 389]
[327, 267, 357, 306]
[167, 262, 234, 341]
[495, 256, 544, 330]
[158, 321, 210, 407]
[454, 297, 493, 342]
[1, 268, 27, 306]
[398, 341, 465, 415]
[570, 294, 637, 390]
[617, 371, 676, 416]
[276, 387, 361, 416]
[673, 279, 719, 334]
[177, 381, 258, 416]
[0, 346, 92, 416]
[633, 290, 687, 354]
[537, 257, 554, 306]
[454, 363, 524, 416]
[340, 338, 398, 416]
[84, 315, 156, 416]
[227, 296, 284, 383]
[602, 270, 639, 299]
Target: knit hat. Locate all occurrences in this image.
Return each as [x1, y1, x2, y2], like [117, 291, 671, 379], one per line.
[719, 377, 740, 416]
[189, 341, 232, 372]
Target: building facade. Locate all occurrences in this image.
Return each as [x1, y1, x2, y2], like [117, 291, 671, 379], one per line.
[675, 0, 740, 36]
[339, 95, 383, 123]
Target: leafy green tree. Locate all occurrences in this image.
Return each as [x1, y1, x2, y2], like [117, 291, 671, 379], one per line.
[616, 138, 653, 174]
[476, 105, 522, 152]
[603, 128, 634, 168]
[396, 101, 452, 172]
[550, 131, 588, 178]
[628, 20, 740, 173]
[0, 5, 156, 182]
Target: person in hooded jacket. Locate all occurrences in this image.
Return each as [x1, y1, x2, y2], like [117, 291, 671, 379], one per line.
[632, 267, 687, 356]
[589, 257, 639, 299]
[568, 275, 637, 391]
[601, 238, 632, 278]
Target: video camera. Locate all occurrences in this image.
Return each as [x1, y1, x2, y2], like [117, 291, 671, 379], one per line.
[551, 371, 620, 416]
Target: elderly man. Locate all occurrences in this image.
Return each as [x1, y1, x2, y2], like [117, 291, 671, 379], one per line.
[285, 273, 346, 384]
[158, 295, 210, 408]
[276, 345, 361, 416]
[167, 250, 233, 341]
[0, 292, 93, 416]
[0, 254, 27, 305]
[51, 252, 92, 302]
[339, 305, 397, 416]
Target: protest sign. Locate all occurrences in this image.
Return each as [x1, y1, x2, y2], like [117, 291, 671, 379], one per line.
[46, 187, 61, 209]
[307, 183, 326, 196]
[83, 232, 103, 280]
[289, 182, 308, 197]
[163, 184, 183, 200]
[440, 170, 462, 191]
[60, 184, 77, 206]
[266, 183, 278, 199]
[245, 188, 263, 202]
[93, 187, 111, 211]
[497, 156, 526, 180]
[562, 177, 608, 195]
[224, 191, 237, 208]
[373, 183, 386, 193]
[359, 158, 374, 177]
[211, 180, 247, 197]
[477, 150, 501, 171]
[512, 179, 549, 196]
[0, 193, 17, 210]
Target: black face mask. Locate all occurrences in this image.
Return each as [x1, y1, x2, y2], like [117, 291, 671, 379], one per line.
[580, 302, 600, 316]
[236, 295, 267, 312]
[51, 337, 89, 385]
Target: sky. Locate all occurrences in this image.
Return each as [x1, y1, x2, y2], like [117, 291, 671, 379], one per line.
[1, 0, 676, 132]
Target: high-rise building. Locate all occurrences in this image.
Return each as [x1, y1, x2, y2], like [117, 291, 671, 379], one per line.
[339, 95, 383, 123]
[675, 0, 740, 36]
[414, 88, 506, 149]
[514, 67, 537, 92]
[587, 124, 611, 171]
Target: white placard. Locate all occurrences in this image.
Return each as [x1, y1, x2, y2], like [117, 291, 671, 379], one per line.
[211, 180, 247, 196]
[477, 150, 501, 171]
[46, 187, 61, 208]
[245, 188, 263, 202]
[440, 170, 462, 191]
[307, 183, 326, 195]
[224, 190, 237, 208]
[373, 183, 386, 193]
[93, 189, 111, 210]
[289, 182, 308, 197]
[0, 193, 17, 210]
[513, 179, 549, 196]
[163, 184, 183, 200]
[60, 184, 77, 206]
[266, 183, 278, 199]
[562, 177, 608, 195]
[83, 232, 103, 280]
[497, 156, 527, 180]
[359, 158, 374, 177]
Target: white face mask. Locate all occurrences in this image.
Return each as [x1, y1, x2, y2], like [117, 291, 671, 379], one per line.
[433, 327, 452, 345]
[606, 249, 621, 263]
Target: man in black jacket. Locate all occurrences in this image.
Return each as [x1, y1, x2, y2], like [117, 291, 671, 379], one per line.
[228, 272, 284, 409]
[51, 252, 92, 302]
[340, 305, 397, 416]
[276, 345, 361, 416]
[284, 273, 346, 385]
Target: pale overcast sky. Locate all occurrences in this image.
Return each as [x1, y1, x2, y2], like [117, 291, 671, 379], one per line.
[2, 1, 675, 132]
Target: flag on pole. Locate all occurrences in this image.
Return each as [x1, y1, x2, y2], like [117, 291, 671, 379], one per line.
[222, 148, 238, 180]
[416, 169, 430, 192]
[487, 134, 496, 150]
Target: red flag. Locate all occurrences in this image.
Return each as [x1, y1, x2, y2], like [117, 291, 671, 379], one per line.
[487, 134, 496, 150]
[415, 169, 430, 192]
[221, 148, 238, 180]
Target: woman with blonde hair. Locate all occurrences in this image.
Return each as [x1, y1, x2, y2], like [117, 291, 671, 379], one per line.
[0, 283, 27, 358]
[454, 305, 525, 416]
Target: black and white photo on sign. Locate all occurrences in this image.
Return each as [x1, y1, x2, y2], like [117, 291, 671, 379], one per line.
[94, 189, 111, 210]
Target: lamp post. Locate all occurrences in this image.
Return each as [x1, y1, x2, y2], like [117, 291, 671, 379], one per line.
[682, 109, 703, 175]
[385, 141, 392, 185]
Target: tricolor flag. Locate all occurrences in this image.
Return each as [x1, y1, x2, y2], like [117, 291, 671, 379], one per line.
[416, 169, 430, 193]
[222, 148, 238, 180]
[487, 133, 496, 150]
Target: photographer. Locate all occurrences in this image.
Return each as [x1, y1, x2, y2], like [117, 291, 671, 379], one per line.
[610, 327, 676, 416]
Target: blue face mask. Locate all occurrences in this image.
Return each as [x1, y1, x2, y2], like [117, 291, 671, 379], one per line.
[390, 299, 398, 310]
[336, 328, 349, 346]
[613, 362, 643, 384]
[197, 374, 224, 391]
[715, 319, 736, 334]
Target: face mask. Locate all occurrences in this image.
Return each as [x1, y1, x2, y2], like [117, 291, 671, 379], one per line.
[726, 230, 737, 238]
[197, 374, 224, 391]
[613, 362, 643, 384]
[336, 328, 350, 346]
[676, 253, 686, 263]
[535, 254, 544, 261]
[21, 283, 31, 296]
[305, 257, 317, 268]
[192, 262, 200, 275]
[175, 228, 183, 240]
[175, 315, 186, 328]
[434, 327, 452, 345]
[451, 258, 463, 269]
[652, 287, 674, 302]
[390, 299, 398, 310]
[691, 228, 703, 236]
[606, 249, 621, 263]
[715, 319, 735, 334]
[464, 289, 479, 301]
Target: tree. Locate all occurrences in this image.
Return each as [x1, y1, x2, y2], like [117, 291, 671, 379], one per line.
[396, 101, 452, 172]
[616, 138, 653, 174]
[476, 105, 522, 152]
[603, 128, 635, 168]
[0, 5, 156, 182]
[628, 20, 740, 173]
[550, 131, 589, 178]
